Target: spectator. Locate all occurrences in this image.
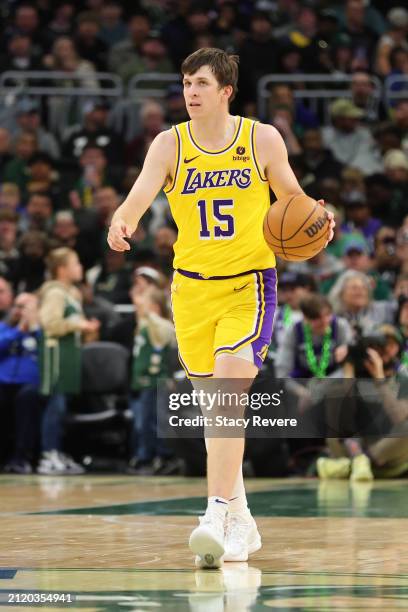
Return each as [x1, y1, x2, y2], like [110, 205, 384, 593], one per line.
[11, 3, 43, 53]
[50, 210, 96, 270]
[37, 247, 100, 474]
[44, 36, 97, 84]
[92, 249, 133, 304]
[328, 270, 392, 334]
[0, 210, 20, 283]
[126, 101, 166, 167]
[108, 12, 151, 74]
[301, 129, 343, 181]
[71, 145, 116, 209]
[321, 99, 383, 175]
[26, 153, 61, 201]
[3, 132, 38, 194]
[287, 247, 345, 289]
[119, 35, 174, 85]
[340, 0, 380, 71]
[0, 33, 42, 75]
[0, 276, 13, 320]
[78, 280, 120, 342]
[62, 100, 122, 166]
[15, 230, 48, 293]
[341, 191, 382, 246]
[351, 71, 386, 122]
[0, 184, 22, 214]
[20, 193, 53, 233]
[43, 2, 75, 48]
[383, 149, 408, 226]
[12, 98, 60, 160]
[269, 105, 302, 155]
[165, 84, 189, 125]
[74, 12, 108, 72]
[99, 1, 127, 47]
[0, 128, 12, 170]
[373, 226, 400, 291]
[268, 85, 319, 132]
[376, 7, 408, 77]
[128, 285, 177, 474]
[0, 293, 42, 474]
[276, 294, 352, 412]
[153, 226, 177, 276]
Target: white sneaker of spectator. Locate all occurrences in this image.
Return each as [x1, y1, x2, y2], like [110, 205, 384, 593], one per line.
[37, 450, 84, 475]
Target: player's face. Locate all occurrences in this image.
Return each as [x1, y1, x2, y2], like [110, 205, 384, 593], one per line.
[183, 65, 230, 118]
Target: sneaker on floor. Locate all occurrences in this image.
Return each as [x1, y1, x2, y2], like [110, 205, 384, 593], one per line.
[223, 512, 262, 562]
[189, 510, 226, 569]
[3, 459, 32, 474]
[350, 454, 373, 482]
[317, 457, 351, 479]
[37, 450, 69, 475]
[57, 452, 85, 475]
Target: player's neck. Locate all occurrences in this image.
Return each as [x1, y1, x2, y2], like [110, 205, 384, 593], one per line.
[190, 112, 236, 150]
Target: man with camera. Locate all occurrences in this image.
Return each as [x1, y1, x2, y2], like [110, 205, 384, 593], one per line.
[318, 324, 408, 480]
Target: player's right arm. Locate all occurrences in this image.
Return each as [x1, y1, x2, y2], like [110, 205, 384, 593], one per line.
[107, 129, 175, 251]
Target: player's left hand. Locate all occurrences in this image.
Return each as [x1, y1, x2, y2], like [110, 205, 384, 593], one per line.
[317, 199, 335, 248]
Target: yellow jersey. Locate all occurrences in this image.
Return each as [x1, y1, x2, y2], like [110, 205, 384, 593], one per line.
[164, 116, 275, 276]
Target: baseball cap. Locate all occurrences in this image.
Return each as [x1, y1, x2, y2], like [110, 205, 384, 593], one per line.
[16, 98, 40, 115]
[279, 271, 315, 289]
[383, 149, 408, 171]
[387, 7, 408, 28]
[341, 235, 369, 256]
[330, 99, 364, 119]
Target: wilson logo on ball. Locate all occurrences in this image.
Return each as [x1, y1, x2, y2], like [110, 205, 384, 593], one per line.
[304, 212, 328, 238]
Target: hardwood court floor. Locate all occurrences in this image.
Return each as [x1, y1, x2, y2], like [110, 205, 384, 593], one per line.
[0, 475, 407, 610]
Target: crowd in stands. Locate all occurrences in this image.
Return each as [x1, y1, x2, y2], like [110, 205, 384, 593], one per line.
[1, 0, 408, 479]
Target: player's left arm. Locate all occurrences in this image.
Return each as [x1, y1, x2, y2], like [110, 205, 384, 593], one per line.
[256, 123, 335, 243]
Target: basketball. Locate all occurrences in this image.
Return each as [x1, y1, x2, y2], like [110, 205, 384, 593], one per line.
[263, 194, 329, 261]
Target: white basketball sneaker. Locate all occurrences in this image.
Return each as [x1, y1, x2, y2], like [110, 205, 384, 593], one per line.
[223, 513, 262, 562]
[189, 509, 226, 569]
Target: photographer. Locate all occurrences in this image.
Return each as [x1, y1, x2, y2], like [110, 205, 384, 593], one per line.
[318, 325, 408, 480]
[0, 292, 42, 473]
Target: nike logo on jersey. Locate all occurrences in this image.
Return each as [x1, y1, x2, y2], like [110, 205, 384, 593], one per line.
[233, 282, 249, 292]
[184, 155, 200, 164]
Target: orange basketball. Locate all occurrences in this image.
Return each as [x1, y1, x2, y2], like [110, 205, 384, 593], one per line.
[263, 194, 329, 261]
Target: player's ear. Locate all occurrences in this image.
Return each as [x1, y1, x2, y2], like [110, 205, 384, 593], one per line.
[223, 85, 233, 101]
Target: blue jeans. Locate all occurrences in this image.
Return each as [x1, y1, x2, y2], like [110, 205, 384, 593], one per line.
[130, 388, 170, 462]
[41, 393, 67, 452]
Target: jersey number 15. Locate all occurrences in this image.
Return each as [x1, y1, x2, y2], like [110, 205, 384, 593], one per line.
[198, 199, 235, 239]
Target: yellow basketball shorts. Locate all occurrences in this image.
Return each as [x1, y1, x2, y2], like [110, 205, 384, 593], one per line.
[170, 268, 277, 378]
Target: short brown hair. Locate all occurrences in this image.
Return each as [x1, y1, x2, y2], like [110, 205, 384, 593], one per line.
[181, 48, 239, 102]
[299, 294, 332, 320]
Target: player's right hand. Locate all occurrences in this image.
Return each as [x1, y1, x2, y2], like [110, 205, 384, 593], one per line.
[107, 218, 133, 251]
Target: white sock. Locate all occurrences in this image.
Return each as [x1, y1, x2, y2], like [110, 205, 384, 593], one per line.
[228, 465, 250, 516]
[207, 495, 229, 519]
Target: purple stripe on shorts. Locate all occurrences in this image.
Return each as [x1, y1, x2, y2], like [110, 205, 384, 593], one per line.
[214, 268, 277, 366]
[252, 268, 277, 368]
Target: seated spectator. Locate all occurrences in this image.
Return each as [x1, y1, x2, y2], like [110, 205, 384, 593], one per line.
[269, 105, 302, 155]
[350, 70, 386, 122]
[276, 294, 352, 408]
[99, 1, 127, 47]
[74, 12, 108, 72]
[164, 84, 189, 125]
[12, 98, 60, 160]
[375, 7, 408, 77]
[3, 132, 38, 195]
[0, 276, 13, 321]
[321, 99, 383, 175]
[328, 270, 392, 334]
[268, 85, 319, 132]
[341, 191, 381, 247]
[373, 227, 400, 291]
[0, 184, 23, 214]
[92, 249, 133, 304]
[62, 100, 122, 166]
[15, 230, 49, 292]
[0, 128, 12, 170]
[26, 152, 61, 200]
[119, 35, 174, 85]
[301, 129, 343, 182]
[78, 280, 120, 342]
[108, 12, 151, 74]
[383, 149, 408, 226]
[0, 33, 42, 76]
[19, 192, 53, 233]
[0, 293, 42, 474]
[287, 247, 345, 289]
[50, 210, 96, 271]
[43, 36, 97, 85]
[127, 285, 177, 475]
[269, 272, 315, 367]
[38, 247, 100, 474]
[71, 145, 118, 209]
[126, 101, 167, 168]
[43, 2, 75, 48]
[0, 210, 20, 283]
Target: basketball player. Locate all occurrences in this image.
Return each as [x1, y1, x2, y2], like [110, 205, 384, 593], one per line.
[108, 48, 335, 568]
